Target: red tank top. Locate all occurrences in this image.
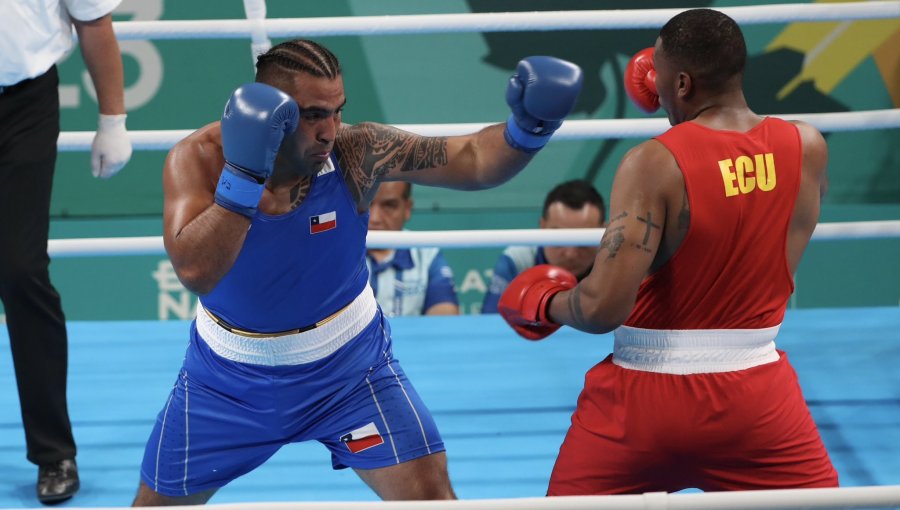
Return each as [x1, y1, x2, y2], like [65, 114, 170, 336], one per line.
[624, 117, 802, 330]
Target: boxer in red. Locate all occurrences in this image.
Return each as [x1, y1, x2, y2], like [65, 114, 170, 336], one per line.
[498, 8, 839, 494]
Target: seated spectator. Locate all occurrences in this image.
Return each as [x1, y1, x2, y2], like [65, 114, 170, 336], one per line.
[482, 180, 605, 313]
[367, 182, 460, 316]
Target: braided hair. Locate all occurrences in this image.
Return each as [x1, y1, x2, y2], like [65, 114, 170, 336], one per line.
[255, 39, 342, 88]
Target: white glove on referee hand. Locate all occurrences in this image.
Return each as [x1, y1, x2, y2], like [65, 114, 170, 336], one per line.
[91, 114, 132, 179]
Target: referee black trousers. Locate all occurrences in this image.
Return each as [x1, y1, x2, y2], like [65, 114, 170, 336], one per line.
[0, 66, 76, 465]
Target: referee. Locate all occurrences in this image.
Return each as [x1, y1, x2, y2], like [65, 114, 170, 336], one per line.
[0, 0, 131, 503]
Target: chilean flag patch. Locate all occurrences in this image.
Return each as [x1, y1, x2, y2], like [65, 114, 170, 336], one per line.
[310, 211, 337, 234]
[340, 422, 384, 454]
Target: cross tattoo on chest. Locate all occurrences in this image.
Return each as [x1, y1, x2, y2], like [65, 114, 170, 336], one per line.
[636, 212, 661, 244]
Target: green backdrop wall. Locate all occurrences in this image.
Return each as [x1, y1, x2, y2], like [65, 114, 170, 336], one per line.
[10, 0, 899, 321]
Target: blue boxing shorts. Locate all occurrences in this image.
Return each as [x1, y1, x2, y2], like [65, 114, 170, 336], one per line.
[139, 295, 443, 497]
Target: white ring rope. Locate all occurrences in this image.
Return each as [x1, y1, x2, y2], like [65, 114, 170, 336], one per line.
[56, 109, 900, 152]
[16, 485, 898, 509]
[46, 220, 900, 258]
[111, 2, 900, 40]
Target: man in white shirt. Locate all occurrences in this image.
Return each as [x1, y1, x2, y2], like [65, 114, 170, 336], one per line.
[0, 0, 131, 503]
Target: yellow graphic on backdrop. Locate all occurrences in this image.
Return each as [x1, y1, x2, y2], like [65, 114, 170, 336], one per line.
[766, 0, 900, 106]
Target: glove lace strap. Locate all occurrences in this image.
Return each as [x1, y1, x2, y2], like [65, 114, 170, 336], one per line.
[504, 115, 553, 154]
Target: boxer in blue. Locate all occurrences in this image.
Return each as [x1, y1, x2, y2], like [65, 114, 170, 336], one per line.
[133, 39, 583, 505]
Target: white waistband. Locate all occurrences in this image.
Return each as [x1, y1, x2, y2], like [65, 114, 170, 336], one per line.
[195, 285, 378, 366]
[612, 324, 781, 375]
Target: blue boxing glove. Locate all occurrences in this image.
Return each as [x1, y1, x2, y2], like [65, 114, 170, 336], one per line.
[214, 83, 299, 218]
[504, 56, 583, 153]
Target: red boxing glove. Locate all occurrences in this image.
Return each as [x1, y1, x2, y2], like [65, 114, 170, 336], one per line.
[498, 264, 577, 341]
[624, 47, 659, 114]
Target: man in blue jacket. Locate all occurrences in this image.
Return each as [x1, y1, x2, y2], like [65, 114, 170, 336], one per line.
[482, 180, 605, 313]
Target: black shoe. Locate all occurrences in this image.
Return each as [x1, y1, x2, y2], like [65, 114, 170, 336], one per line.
[37, 459, 79, 504]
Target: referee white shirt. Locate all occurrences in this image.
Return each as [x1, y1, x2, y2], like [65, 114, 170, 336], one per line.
[0, 0, 121, 86]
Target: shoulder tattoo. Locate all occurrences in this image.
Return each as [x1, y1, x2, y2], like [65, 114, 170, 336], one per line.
[337, 123, 447, 203]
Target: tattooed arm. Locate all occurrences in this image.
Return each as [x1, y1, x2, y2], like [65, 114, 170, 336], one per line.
[545, 140, 682, 333]
[335, 122, 533, 207]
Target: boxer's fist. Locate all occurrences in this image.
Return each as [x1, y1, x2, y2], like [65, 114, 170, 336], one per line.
[221, 83, 299, 176]
[504, 56, 583, 153]
[625, 47, 659, 114]
[499, 264, 576, 341]
[91, 114, 131, 179]
[215, 83, 299, 217]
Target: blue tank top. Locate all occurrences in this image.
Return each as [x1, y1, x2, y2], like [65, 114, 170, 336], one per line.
[201, 157, 370, 332]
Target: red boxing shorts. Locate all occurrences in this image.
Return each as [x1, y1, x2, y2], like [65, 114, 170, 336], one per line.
[548, 351, 838, 495]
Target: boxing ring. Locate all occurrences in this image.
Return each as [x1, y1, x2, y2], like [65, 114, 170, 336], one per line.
[3, 1, 900, 509]
[0, 306, 899, 508]
[1, 300, 899, 508]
